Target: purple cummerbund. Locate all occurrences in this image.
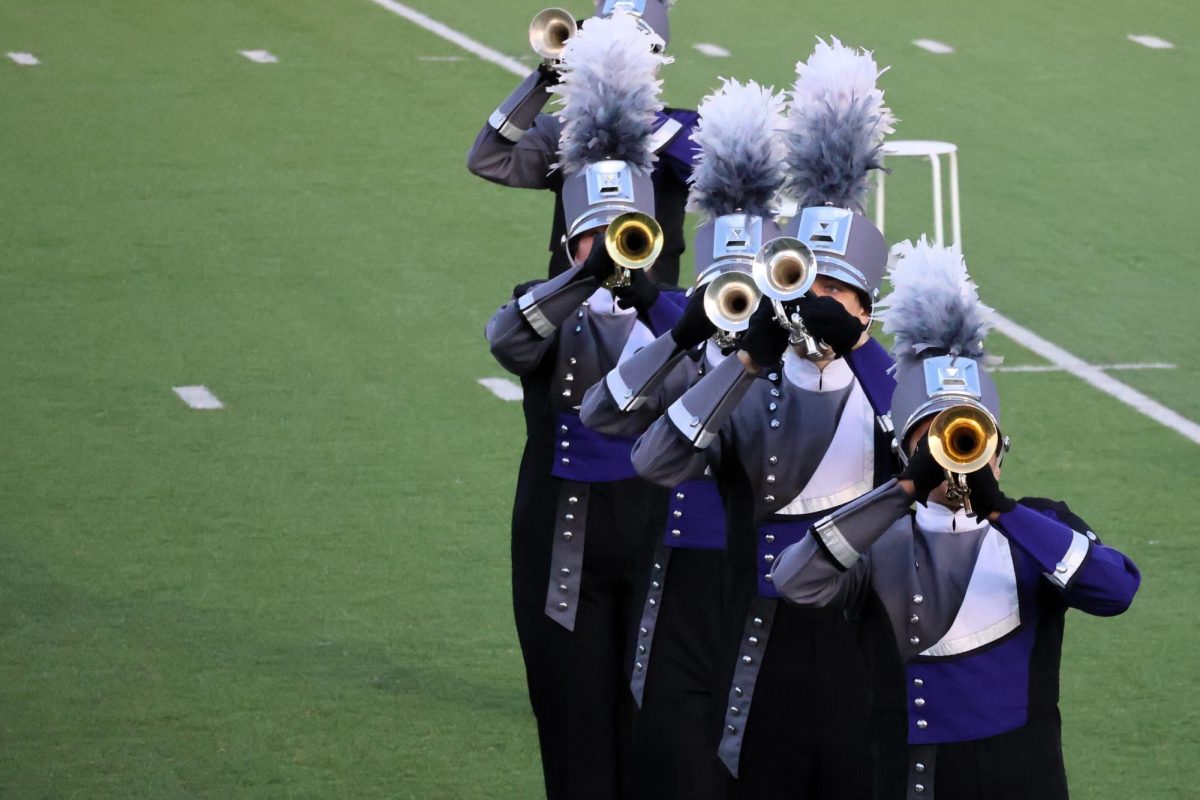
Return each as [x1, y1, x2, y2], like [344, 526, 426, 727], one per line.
[905, 621, 1035, 745]
[757, 511, 827, 598]
[551, 412, 640, 483]
[662, 479, 725, 550]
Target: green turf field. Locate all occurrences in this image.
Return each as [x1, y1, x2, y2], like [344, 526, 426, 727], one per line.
[1, 1, 1197, 797]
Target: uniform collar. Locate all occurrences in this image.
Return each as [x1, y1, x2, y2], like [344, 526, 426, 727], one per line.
[782, 349, 852, 392]
[915, 500, 989, 534]
[587, 287, 636, 317]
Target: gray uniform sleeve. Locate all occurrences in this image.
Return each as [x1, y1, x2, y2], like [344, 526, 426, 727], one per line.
[631, 415, 714, 487]
[485, 263, 598, 376]
[770, 480, 913, 606]
[579, 331, 695, 437]
[466, 70, 562, 190]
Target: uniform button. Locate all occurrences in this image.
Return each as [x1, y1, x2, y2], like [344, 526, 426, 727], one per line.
[917, 720, 928, 730]
[569, 357, 577, 365]
[564, 513, 575, 521]
[764, 574, 773, 583]
[560, 568, 570, 576]
[624, 390, 633, 398]
[915, 784, 925, 794]
[562, 531, 573, 541]
[910, 615, 920, 624]
[748, 636, 759, 646]
[763, 554, 775, 564]
[768, 456, 778, 465]
[913, 594, 924, 604]
[1055, 561, 1069, 574]
[561, 457, 570, 466]
[676, 492, 686, 500]
[635, 661, 644, 672]
[562, 389, 572, 398]
[730, 706, 740, 716]
[651, 581, 661, 590]
[768, 402, 778, 412]
[560, 425, 569, 434]
[766, 474, 776, 483]
[734, 686, 744, 697]
[768, 372, 779, 381]
[770, 419, 781, 429]
[764, 494, 775, 502]
[671, 529, 682, 538]
[568, 496, 579, 505]
[574, 325, 582, 333]
[557, 602, 569, 611]
[915, 762, 926, 773]
[673, 510, 683, 518]
[753, 617, 764, 627]
[727, 725, 737, 734]
[577, 310, 584, 319]
[648, 598, 657, 607]
[913, 678, 924, 688]
[914, 698, 925, 707]
[690, 416, 700, 427]
[638, 645, 646, 655]
[1086, 530, 1098, 541]
[653, 562, 662, 571]
[564, 373, 574, 382]
[771, 388, 781, 397]
[558, 584, 568, 593]
[765, 534, 775, 543]
[561, 441, 570, 449]
[742, 655, 753, 665]
[909, 636, 920, 645]
[640, 627, 649, 637]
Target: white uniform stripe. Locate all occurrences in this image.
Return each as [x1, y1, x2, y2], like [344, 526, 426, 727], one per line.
[992, 312, 1200, 445]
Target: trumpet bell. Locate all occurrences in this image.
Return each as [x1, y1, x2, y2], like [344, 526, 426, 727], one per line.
[529, 8, 577, 61]
[752, 237, 817, 301]
[928, 405, 999, 475]
[703, 271, 762, 332]
[605, 212, 664, 271]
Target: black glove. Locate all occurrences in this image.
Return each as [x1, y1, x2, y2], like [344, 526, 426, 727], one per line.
[576, 233, 616, 284]
[900, 437, 945, 503]
[964, 466, 1016, 521]
[536, 62, 562, 86]
[790, 295, 866, 358]
[613, 268, 660, 313]
[670, 288, 717, 349]
[739, 299, 789, 370]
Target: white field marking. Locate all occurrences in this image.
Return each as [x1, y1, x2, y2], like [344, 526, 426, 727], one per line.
[993, 362, 1177, 374]
[478, 377, 524, 402]
[370, 2, 1200, 448]
[239, 49, 279, 63]
[418, 55, 463, 61]
[913, 39, 955, 54]
[693, 43, 731, 57]
[6, 52, 40, 65]
[1128, 34, 1174, 49]
[992, 312, 1200, 445]
[368, 0, 527, 77]
[173, 385, 225, 410]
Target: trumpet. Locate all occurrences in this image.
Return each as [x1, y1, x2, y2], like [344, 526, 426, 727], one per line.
[750, 237, 829, 359]
[529, 8, 577, 63]
[603, 212, 664, 288]
[927, 405, 1000, 516]
[703, 271, 762, 347]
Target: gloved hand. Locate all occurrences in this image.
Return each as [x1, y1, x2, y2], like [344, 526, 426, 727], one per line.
[670, 288, 717, 349]
[575, 233, 616, 284]
[537, 62, 562, 86]
[964, 465, 1016, 521]
[900, 437, 945, 503]
[613, 267, 660, 313]
[790, 295, 867, 358]
[739, 299, 790, 370]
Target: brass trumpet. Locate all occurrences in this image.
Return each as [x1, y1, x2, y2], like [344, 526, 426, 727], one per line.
[603, 212, 664, 288]
[927, 405, 1000, 516]
[703, 271, 762, 335]
[751, 237, 828, 358]
[529, 8, 577, 63]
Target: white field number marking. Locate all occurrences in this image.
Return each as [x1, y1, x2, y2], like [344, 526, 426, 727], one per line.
[173, 386, 225, 410]
[478, 378, 524, 402]
[239, 50, 279, 63]
[1128, 35, 1174, 49]
[6, 52, 40, 65]
[693, 43, 731, 57]
[913, 39, 955, 54]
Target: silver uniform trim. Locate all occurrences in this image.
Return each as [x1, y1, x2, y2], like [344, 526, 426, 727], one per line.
[518, 292, 556, 338]
[488, 108, 525, 143]
[1048, 530, 1091, 587]
[878, 413, 895, 433]
[605, 367, 643, 412]
[667, 398, 714, 449]
[648, 118, 683, 153]
[920, 607, 1021, 658]
[814, 519, 860, 570]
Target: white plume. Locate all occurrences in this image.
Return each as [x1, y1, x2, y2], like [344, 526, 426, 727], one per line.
[550, 12, 672, 175]
[687, 78, 786, 220]
[877, 237, 994, 364]
[784, 37, 896, 212]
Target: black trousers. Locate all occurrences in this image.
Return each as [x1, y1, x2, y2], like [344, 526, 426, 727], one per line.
[629, 547, 727, 800]
[928, 714, 1068, 800]
[726, 601, 876, 800]
[512, 473, 663, 800]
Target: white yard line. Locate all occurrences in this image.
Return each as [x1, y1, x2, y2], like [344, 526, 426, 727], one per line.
[693, 43, 731, 57]
[173, 386, 225, 410]
[478, 377, 524, 402]
[993, 313, 1200, 444]
[368, 0, 527, 77]
[913, 39, 955, 55]
[1128, 35, 1174, 50]
[993, 363, 1176, 374]
[6, 52, 40, 65]
[418, 55, 464, 62]
[239, 49, 279, 63]
[369, 1, 1200, 446]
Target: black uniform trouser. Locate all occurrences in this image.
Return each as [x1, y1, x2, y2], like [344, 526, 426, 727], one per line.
[512, 475, 662, 800]
[725, 601, 876, 800]
[927, 714, 1068, 800]
[629, 547, 727, 800]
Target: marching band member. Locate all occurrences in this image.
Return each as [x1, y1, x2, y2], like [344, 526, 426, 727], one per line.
[580, 77, 788, 800]
[466, 0, 697, 282]
[629, 39, 903, 798]
[770, 238, 1141, 800]
[484, 14, 685, 798]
